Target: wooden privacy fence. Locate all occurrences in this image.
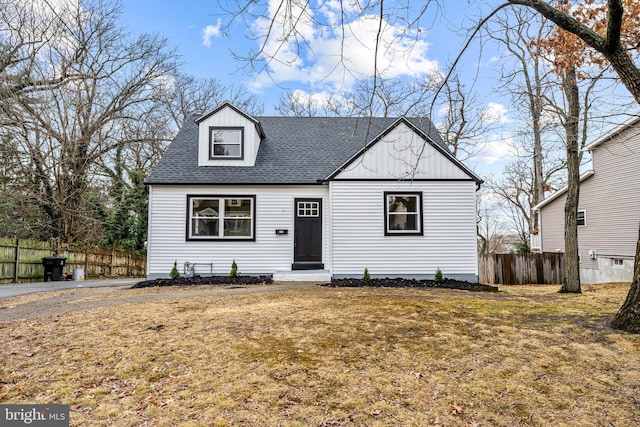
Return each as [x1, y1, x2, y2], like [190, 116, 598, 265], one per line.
[0, 237, 146, 284]
[479, 253, 564, 285]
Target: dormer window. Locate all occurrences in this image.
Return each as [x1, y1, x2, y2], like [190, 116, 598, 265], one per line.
[209, 127, 244, 160]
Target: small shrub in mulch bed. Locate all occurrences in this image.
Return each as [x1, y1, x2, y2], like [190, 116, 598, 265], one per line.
[322, 278, 499, 292]
[131, 275, 273, 289]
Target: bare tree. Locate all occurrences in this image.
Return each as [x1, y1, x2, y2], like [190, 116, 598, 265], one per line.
[436, 74, 497, 161]
[487, 8, 558, 235]
[477, 187, 511, 254]
[275, 90, 325, 117]
[558, 65, 582, 292]
[0, 0, 80, 101]
[160, 73, 263, 129]
[0, 0, 178, 243]
[487, 159, 536, 246]
[274, 76, 437, 118]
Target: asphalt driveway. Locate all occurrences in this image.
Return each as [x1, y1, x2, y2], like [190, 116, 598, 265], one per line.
[0, 278, 141, 299]
[0, 280, 317, 322]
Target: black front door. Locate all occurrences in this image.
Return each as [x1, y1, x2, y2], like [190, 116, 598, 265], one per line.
[293, 198, 323, 270]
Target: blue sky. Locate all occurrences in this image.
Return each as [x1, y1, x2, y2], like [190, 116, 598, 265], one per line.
[120, 1, 241, 79]
[118, 1, 516, 172]
[118, 1, 497, 108]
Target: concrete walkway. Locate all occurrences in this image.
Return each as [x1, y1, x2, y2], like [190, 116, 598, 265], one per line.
[0, 278, 141, 299]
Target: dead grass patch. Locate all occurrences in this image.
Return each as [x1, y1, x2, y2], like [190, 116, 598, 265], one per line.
[1, 283, 639, 426]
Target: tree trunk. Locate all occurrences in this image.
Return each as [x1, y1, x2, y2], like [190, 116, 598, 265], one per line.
[559, 67, 581, 293]
[532, 112, 544, 236]
[610, 223, 640, 334]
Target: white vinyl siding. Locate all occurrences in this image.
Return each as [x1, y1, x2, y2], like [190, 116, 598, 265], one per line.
[330, 181, 478, 278]
[538, 120, 640, 281]
[539, 193, 572, 255]
[147, 185, 329, 277]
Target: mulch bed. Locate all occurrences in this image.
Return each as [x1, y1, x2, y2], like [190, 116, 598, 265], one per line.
[322, 278, 499, 292]
[131, 275, 273, 289]
[131, 275, 498, 292]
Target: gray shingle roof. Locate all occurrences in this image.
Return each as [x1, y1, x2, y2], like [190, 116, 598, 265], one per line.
[146, 115, 473, 185]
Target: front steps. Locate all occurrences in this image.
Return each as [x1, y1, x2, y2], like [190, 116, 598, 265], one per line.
[273, 269, 332, 282]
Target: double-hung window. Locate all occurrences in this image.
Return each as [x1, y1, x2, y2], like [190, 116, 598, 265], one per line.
[384, 192, 423, 235]
[188, 196, 255, 240]
[209, 127, 243, 159]
[577, 210, 586, 226]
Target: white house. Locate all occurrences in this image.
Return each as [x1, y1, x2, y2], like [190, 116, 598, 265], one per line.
[145, 101, 483, 281]
[533, 115, 640, 284]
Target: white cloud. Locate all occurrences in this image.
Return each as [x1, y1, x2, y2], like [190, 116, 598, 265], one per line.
[249, 1, 440, 94]
[474, 133, 517, 165]
[482, 102, 510, 125]
[202, 20, 222, 47]
[283, 89, 348, 112]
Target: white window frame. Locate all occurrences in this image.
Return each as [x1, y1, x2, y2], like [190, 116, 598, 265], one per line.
[612, 258, 624, 268]
[187, 195, 255, 241]
[577, 210, 586, 226]
[297, 201, 320, 217]
[209, 127, 244, 160]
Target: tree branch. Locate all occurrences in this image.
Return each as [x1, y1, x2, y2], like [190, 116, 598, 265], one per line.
[606, 0, 624, 52]
[508, 0, 607, 51]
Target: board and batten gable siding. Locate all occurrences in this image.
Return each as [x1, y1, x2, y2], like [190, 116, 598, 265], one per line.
[146, 185, 329, 279]
[197, 106, 261, 167]
[329, 181, 478, 279]
[335, 122, 471, 180]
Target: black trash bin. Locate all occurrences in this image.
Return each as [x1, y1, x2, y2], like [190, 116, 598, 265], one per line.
[42, 256, 67, 282]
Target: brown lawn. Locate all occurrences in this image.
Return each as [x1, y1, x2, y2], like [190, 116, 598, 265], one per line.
[0, 283, 639, 426]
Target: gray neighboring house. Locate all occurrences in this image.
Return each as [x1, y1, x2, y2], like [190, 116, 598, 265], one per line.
[532, 115, 640, 284]
[145, 101, 482, 281]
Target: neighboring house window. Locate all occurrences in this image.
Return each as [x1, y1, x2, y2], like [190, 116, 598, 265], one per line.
[577, 210, 586, 226]
[209, 127, 244, 159]
[188, 196, 255, 240]
[612, 258, 624, 268]
[384, 192, 423, 235]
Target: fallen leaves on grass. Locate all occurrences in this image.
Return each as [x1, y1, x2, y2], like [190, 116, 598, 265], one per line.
[451, 401, 463, 415]
[0, 283, 638, 426]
